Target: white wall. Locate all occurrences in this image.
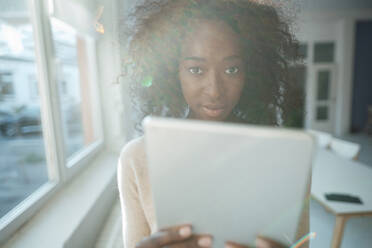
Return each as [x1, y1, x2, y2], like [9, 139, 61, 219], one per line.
[95, 0, 129, 152]
[302, 0, 372, 11]
[51, 0, 97, 37]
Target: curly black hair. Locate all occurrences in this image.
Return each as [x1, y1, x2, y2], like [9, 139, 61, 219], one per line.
[120, 0, 304, 132]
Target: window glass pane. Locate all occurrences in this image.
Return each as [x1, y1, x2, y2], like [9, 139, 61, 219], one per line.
[298, 43, 308, 60]
[0, 0, 48, 219]
[0, 72, 15, 97]
[314, 42, 335, 63]
[316, 106, 328, 121]
[50, 19, 100, 160]
[317, 70, 330, 100]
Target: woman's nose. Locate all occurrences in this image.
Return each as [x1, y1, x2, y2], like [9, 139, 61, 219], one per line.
[204, 70, 223, 100]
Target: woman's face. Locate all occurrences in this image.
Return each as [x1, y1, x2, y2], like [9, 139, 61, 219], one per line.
[179, 19, 245, 121]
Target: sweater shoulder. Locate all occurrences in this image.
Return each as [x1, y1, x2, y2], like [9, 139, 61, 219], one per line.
[118, 136, 146, 173]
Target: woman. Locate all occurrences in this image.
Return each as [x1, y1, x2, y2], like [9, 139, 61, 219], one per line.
[118, 1, 308, 247]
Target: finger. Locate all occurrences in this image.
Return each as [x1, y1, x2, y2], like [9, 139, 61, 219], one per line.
[194, 234, 213, 248]
[256, 236, 287, 248]
[225, 241, 251, 248]
[168, 234, 213, 248]
[159, 223, 192, 234]
[137, 224, 192, 248]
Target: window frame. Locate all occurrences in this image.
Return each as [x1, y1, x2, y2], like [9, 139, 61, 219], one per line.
[0, 0, 104, 244]
[48, 16, 104, 175]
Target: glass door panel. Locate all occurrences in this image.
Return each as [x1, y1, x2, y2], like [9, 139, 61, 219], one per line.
[311, 65, 336, 133]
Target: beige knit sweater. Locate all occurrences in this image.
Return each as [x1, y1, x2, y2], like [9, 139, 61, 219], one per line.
[117, 137, 310, 248]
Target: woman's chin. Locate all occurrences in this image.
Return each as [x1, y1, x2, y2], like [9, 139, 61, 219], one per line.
[199, 113, 229, 122]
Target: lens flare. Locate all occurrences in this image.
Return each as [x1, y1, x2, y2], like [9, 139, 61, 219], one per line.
[142, 76, 153, 87]
[290, 232, 316, 248]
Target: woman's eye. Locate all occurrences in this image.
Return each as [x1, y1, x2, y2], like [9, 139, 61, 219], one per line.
[225, 66, 239, 74]
[188, 67, 203, 74]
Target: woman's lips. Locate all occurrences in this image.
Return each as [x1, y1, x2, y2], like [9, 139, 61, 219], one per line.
[202, 106, 225, 117]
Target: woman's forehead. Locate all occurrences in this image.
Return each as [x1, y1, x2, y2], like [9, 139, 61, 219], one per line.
[180, 19, 243, 60]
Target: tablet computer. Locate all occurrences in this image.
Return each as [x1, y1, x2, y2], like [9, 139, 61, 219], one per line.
[144, 117, 314, 247]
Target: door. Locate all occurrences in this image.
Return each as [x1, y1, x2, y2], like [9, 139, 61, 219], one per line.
[351, 21, 372, 132]
[310, 64, 337, 133]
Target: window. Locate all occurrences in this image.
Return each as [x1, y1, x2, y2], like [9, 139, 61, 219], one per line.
[0, 0, 103, 244]
[317, 70, 330, 101]
[0, 0, 48, 222]
[28, 74, 39, 98]
[0, 72, 15, 99]
[50, 18, 101, 160]
[312, 43, 335, 124]
[316, 106, 328, 121]
[286, 42, 307, 128]
[298, 43, 308, 60]
[314, 42, 335, 63]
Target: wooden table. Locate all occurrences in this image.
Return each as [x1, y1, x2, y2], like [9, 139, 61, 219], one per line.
[311, 149, 372, 248]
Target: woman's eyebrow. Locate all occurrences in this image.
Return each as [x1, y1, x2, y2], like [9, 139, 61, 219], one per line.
[182, 56, 206, 62]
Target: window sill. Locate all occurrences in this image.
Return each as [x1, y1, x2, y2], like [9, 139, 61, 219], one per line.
[2, 150, 119, 248]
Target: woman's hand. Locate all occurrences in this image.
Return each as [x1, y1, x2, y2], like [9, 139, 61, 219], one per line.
[136, 224, 213, 248]
[225, 236, 288, 248]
